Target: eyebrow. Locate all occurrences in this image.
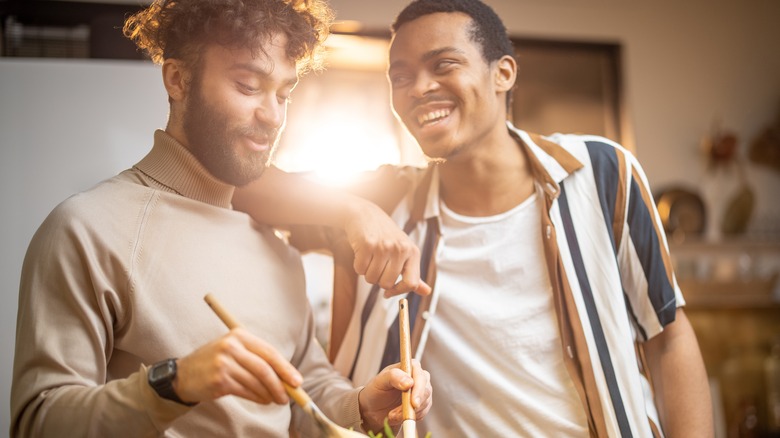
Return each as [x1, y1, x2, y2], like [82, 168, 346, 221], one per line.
[229, 62, 299, 88]
[389, 46, 466, 72]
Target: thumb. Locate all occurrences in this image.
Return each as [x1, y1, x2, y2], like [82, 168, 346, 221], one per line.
[372, 367, 413, 393]
[415, 280, 432, 296]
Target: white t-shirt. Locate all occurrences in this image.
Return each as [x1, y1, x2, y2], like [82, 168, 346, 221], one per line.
[420, 193, 589, 437]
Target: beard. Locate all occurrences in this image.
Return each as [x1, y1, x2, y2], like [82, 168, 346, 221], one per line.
[181, 77, 280, 187]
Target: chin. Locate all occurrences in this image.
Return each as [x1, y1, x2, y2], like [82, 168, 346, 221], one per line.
[418, 137, 459, 161]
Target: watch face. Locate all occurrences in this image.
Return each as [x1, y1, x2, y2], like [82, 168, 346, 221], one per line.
[151, 360, 174, 381]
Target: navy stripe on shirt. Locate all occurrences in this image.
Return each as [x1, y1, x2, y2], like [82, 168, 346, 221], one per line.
[585, 141, 620, 253]
[586, 141, 648, 340]
[626, 177, 677, 326]
[559, 186, 633, 438]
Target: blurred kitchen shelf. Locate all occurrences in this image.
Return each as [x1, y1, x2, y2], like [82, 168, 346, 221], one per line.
[679, 278, 779, 309]
[669, 238, 780, 253]
[670, 239, 780, 310]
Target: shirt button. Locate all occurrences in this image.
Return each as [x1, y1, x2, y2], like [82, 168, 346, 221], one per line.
[567, 345, 574, 358]
[546, 225, 552, 239]
[422, 311, 430, 320]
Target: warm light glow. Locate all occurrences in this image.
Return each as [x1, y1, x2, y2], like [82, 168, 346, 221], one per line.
[271, 33, 424, 187]
[274, 108, 400, 187]
[323, 33, 390, 71]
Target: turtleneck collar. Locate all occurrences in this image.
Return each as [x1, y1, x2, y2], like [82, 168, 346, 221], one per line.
[133, 130, 235, 209]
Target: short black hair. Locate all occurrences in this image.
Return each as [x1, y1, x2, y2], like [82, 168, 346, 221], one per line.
[391, 0, 514, 65]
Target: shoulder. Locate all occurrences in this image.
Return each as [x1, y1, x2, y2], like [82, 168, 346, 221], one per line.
[350, 164, 427, 214]
[33, 176, 156, 250]
[546, 133, 634, 167]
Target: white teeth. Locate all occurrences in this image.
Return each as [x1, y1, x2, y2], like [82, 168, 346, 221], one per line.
[418, 109, 451, 126]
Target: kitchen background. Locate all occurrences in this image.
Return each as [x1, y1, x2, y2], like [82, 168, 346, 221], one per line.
[1, 0, 779, 435]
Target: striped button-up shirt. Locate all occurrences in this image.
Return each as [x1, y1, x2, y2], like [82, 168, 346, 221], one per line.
[324, 122, 684, 437]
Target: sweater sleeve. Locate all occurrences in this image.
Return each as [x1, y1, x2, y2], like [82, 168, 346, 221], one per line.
[10, 200, 191, 437]
[290, 303, 364, 435]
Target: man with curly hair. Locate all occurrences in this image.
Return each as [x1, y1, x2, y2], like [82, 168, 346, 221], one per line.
[9, 0, 431, 436]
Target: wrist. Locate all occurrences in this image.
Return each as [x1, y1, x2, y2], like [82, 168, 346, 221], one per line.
[340, 194, 378, 230]
[356, 387, 382, 433]
[148, 358, 197, 406]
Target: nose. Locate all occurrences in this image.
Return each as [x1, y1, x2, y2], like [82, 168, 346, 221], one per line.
[254, 93, 285, 129]
[410, 72, 439, 99]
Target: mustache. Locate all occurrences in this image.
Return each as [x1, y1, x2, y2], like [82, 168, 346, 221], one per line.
[238, 125, 279, 143]
[412, 94, 452, 108]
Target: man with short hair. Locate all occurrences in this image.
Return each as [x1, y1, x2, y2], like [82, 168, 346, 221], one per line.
[234, 0, 713, 436]
[10, 0, 431, 436]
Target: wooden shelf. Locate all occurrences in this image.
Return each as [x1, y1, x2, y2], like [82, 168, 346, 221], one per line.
[669, 239, 780, 309]
[679, 277, 779, 310]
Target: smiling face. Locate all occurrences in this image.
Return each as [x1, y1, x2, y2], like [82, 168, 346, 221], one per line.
[388, 12, 511, 162]
[179, 34, 298, 186]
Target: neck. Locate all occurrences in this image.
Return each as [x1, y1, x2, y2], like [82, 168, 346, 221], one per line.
[438, 128, 534, 217]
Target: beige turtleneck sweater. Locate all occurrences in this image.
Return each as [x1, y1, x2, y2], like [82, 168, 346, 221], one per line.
[11, 130, 362, 437]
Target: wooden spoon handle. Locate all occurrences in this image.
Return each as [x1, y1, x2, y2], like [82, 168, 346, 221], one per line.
[284, 382, 312, 407]
[204, 293, 309, 406]
[399, 298, 415, 422]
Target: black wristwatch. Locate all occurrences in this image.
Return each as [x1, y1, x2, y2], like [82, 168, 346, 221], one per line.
[148, 359, 196, 406]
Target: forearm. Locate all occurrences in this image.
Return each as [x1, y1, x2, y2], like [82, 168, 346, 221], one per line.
[233, 166, 368, 229]
[12, 368, 189, 437]
[234, 166, 430, 296]
[644, 308, 713, 436]
[12, 217, 189, 437]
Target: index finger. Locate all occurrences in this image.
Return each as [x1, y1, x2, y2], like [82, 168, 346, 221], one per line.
[384, 259, 432, 297]
[235, 329, 302, 388]
[409, 359, 430, 409]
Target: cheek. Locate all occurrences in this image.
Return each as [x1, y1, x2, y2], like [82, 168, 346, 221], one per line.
[390, 94, 401, 112]
[216, 98, 254, 126]
[391, 94, 410, 120]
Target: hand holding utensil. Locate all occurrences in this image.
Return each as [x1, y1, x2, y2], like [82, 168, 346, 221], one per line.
[203, 293, 366, 438]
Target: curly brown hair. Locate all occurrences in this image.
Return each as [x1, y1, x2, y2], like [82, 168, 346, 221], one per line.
[123, 0, 333, 74]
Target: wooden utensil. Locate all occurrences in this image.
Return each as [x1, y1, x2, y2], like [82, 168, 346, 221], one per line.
[399, 298, 417, 438]
[203, 293, 366, 438]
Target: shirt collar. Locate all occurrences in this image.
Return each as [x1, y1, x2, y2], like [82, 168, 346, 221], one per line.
[414, 122, 585, 221]
[134, 130, 235, 208]
[507, 121, 584, 199]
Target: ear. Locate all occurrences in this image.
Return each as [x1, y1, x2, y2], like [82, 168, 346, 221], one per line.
[161, 58, 190, 102]
[493, 54, 517, 94]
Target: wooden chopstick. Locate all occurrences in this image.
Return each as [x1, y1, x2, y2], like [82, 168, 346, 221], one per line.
[399, 298, 416, 436]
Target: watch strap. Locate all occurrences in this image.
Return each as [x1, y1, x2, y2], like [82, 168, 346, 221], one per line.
[148, 359, 197, 406]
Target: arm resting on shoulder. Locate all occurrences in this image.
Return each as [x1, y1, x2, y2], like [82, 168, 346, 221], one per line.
[643, 307, 713, 437]
[233, 166, 430, 295]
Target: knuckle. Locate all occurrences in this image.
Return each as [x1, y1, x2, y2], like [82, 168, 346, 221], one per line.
[219, 332, 243, 352]
[255, 363, 276, 382]
[384, 239, 402, 254]
[212, 354, 230, 372]
[209, 374, 231, 397]
[380, 279, 396, 289]
[214, 338, 232, 353]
